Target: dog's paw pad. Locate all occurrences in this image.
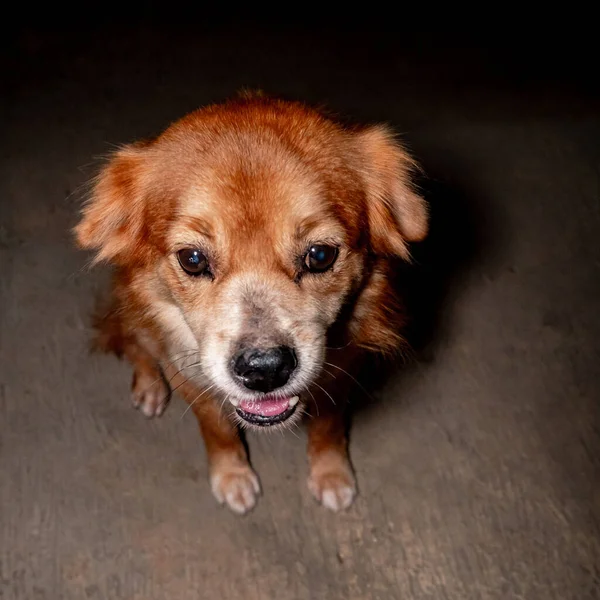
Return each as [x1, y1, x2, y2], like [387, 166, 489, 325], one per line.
[131, 371, 170, 418]
[308, 469, 357, 512]
[211, 466, 260, 515]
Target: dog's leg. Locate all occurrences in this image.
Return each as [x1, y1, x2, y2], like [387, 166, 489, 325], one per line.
[124, 340, 171, 418]
[194, 400, 260, 515]
[169, 374, 260, 515]
[93, 301, 170, 417]
[307, 403, 357, 512]
[199, 405, 260, 515]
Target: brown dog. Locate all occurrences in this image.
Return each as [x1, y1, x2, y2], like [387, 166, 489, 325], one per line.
[75, 95, 428, 514]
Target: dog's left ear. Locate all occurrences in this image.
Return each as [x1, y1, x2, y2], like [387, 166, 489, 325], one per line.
[355, 125, 428, 258]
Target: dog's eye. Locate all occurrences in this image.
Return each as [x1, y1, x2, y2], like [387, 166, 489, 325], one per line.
[305, 244, 338, 273]
[177, 248, 209, 276]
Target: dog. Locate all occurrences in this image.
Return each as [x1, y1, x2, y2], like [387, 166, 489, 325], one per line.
[74, 94, 428, 514]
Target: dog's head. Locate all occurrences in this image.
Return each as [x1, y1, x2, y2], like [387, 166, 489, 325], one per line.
[75, 97, 427, 427]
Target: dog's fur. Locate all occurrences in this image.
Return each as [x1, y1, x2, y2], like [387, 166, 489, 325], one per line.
[75, 95, 428, 514]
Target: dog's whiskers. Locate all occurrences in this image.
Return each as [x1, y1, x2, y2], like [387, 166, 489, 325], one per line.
[180, 383, 217, 420]
[321, 367, 337, 380]
[311, 381, 336, 406]
[167, 368, 209, 401]
[304, 386, 319, 417]
[298, 404, 313, 420]
[136, 349, 202, 400]
[167, 356, 204, 385]
[218, 393, 232, 427]
[324, 341, 353, 351]
[323, 361, 376, 403]
[287, 425, 300, 440]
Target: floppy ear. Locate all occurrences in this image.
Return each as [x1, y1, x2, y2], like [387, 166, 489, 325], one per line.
[356, 125, 428, 258]
[74, 145, 148, 265]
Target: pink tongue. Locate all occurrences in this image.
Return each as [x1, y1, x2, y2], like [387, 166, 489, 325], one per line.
[239, 398, 290, 417]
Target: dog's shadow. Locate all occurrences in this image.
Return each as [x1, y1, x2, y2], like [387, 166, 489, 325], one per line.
[349, 168, 492, 414]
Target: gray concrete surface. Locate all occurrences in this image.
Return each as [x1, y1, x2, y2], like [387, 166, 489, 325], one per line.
[1, 27, 599, 599]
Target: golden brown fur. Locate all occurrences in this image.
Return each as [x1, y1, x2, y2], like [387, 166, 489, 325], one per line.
[75, 95, 428, 514]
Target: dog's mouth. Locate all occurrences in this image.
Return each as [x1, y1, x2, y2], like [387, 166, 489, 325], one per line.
[235, 395, 300, 426]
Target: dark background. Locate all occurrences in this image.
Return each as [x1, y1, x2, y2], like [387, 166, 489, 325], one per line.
[1, 18, 599, 600]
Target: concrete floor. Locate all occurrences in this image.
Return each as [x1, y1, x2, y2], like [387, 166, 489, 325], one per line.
[1, 26, 599, 599]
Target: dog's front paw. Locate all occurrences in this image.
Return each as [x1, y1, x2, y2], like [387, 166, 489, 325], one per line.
[131, 369, 170, 418]
[210, 463, 261, 515]
[308, 454, 357, 512]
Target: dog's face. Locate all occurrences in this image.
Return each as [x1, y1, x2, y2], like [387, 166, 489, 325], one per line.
[76, 98, 427, 427]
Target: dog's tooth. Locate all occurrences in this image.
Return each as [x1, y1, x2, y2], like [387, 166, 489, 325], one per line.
[288, 396, 299, 407]
[229, 398, 240, 407]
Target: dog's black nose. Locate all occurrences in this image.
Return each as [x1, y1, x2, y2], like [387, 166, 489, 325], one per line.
[232, 346, 297, 393]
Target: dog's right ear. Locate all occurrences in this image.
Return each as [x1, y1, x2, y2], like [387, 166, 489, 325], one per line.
[74, 145, 148, 265]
